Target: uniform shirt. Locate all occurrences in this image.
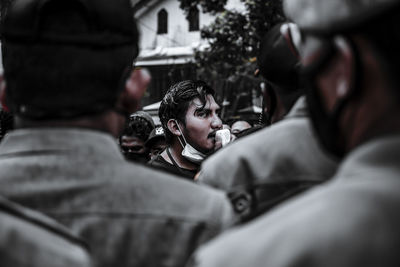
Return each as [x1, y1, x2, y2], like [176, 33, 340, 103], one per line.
[0, 128, 237, 267]
[0, 196, 91, 267]
[197, 97, 337, 216]
[189, 136, 400, 267]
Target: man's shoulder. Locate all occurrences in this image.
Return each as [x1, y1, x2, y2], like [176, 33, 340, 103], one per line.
[117, 160, 228, 200]
[191, 175, 400, 267]
[0, 197, 90, 267]
[98, 161, 236, 222]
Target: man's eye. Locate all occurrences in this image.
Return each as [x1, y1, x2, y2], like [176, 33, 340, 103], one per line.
[196, 110, 209, 118]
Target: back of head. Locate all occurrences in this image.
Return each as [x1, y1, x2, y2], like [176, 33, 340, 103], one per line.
[258, 23, 300, 89]
[159, 80, 215, 144]
[284, 0, 400, 89]
[1, 0, 139, 120]
[257, 23, 303, 112]
[283, 0, 400, 157]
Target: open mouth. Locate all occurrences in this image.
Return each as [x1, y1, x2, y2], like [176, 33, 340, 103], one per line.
[207, 132, 216, 139]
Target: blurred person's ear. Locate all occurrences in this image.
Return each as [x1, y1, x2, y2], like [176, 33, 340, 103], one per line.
[315, 37, 355, 114]
[115, 68, 151, 114]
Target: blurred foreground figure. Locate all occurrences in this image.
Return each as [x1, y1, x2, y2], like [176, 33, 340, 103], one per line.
[0, 197, 91, 267]
[0, 0, 237, 266]
[197, 23, 336, 220]
[190, 0, 400, 266]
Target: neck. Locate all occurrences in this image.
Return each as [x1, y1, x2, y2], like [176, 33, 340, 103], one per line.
[162, 139, 199, 170]
[348, 107, 400, 150]
[341, 37, 400, 152]
[15, 110, 126, 138]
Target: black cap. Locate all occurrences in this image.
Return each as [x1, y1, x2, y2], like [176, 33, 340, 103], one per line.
[1, 0, 138, 49]
[145, 126, 166, 148]
[257, 23, 300, 89]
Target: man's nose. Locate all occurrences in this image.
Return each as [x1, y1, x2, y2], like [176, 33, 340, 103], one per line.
[211, 114, 223, 129]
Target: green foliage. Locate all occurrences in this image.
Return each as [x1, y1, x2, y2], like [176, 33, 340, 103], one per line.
[179, 0, 285, 80]
[196, 10, 249, 78]
[178, 0, 227, 16]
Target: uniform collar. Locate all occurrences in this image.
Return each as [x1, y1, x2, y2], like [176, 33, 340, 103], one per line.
[335, 135, 400, 179]
[0, 127, 124, 162]
[285, 96, 308, 119]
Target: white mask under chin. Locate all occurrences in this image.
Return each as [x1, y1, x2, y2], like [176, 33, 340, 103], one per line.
[174, 120, 206, 164]
[181, 143, 206, 163]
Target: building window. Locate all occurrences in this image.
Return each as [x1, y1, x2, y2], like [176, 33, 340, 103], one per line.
[157, 9, 168, 34]
[188, 7, 199, 32]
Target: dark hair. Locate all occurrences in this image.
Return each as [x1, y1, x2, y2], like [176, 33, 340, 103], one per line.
[159, 80, 215, 144]
[1, 0, 138, 119]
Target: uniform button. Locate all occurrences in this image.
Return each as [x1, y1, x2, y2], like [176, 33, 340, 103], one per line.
[232, 192, 251, 213]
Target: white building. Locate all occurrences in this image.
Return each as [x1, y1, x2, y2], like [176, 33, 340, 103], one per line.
[134, 0, 244, 66]
[133, 0, 245, 105]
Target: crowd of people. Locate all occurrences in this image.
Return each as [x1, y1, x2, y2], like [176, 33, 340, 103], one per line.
[0, 0, 399, 266]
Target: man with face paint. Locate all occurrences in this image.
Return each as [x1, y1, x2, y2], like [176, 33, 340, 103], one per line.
[0, 0, 238, 266]
[149, 80, 224, 179]
[187, 0, 400, 267]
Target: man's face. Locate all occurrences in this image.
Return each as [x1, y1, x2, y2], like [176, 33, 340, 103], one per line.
[121, 135, 146, 151]
[181, 94, 222, 154]
[120, 135, 147, 160]
[231, 121, 251, 136]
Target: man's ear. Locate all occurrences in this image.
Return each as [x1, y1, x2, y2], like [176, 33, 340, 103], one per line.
[317, 37, 355, 113]
[333, 37, 355, 100]
[167, 119, 182, 137]
[115, 67, 151, 114]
